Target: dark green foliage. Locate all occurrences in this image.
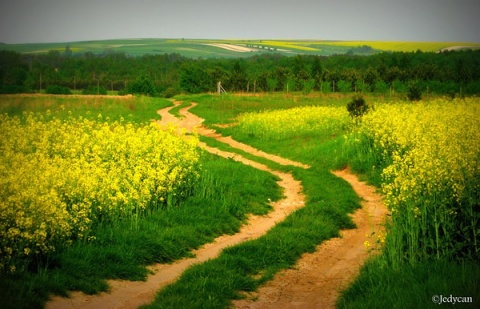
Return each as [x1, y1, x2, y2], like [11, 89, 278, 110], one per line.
[45, 85, 71, 94]
[2, 48, 480, 96]
[162, 87, 177, 98]
[0, 50, 29, 93]
[179, 63, 212, 93]
[347, 95, 371, 119]
[82, 86, 107, 95]
[338, 258, 480, 309]
[407, 82, 422, 101]
[127, 75, 157, 96]
[0, 84, 27, 94]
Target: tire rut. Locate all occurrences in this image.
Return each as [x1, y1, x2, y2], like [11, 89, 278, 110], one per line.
[46, 100, 308, 309]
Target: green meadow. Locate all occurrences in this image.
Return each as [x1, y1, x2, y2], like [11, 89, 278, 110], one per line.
[2, 38, 480, 57]
[0, 93, 478, 308]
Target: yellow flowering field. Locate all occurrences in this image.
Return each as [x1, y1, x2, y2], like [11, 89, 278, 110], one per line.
[236, 106, 350, 141]
[0, 112, 200, 273]
[350, 98, 480, 263]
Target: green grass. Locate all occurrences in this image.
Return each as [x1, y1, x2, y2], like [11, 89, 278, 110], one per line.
[0, 95, 283, 309]
[0, 94, 171, 123]
[4, 93, 476, 308]
[337, 258, 480, 308]
[3, 38, 480, 57]
[177, 92, 353, 127]
[144, 166, 360, 309]
[147, 93, 479, 308]
[168, 100, 191, 118]
[0, 150, 282, 309]
[141, 93, 363, 308]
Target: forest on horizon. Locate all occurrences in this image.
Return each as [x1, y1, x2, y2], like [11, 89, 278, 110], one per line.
[1, 47, 479, 97]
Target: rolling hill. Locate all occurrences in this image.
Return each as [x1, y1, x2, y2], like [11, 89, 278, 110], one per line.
[1, 38, 480, 58]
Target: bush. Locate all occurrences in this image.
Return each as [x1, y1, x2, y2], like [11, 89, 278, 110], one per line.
[82, 86, 107, 95]
[347, 95, 371, 119]
[0, 85, 27, 94]
[407, 82, 422, 101]
[127, 75, 157, 96]
[45, 85, 71, 95]
[163, 87, 177, 98]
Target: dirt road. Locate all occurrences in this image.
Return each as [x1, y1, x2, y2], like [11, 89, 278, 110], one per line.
[47, 101, 387, 309]
[47, 101, 307, 309]
[233, 168, 388, 309]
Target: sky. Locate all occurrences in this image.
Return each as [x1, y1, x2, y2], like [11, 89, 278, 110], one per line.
[0, 0, 479, 44]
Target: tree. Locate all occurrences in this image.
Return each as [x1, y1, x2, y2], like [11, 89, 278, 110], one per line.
[0, 50, 29, 93]
[407, 82, 422, 101]
[311, 56, 323, 91]
[227, 60, 247, 92]
[179, 63, 211, 94]
[128, 75, 157, 96]
[292, 55, 308, 90]
[275, 67, 289, 91]
[363, 66, 379, 92]
[347, 95, 371, 120]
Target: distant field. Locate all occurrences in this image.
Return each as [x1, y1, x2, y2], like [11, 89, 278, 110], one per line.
[1, 38, 479, 57]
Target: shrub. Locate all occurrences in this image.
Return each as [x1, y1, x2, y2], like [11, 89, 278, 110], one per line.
[0, 85, 27, 94]
[45, 85, 71, 95]
[127, 75, 157, 96]
[347, 95, 371, 119]
[163, 87, 177, 98]
[407, 82, 422, 101]
[82, 86, 107, 95]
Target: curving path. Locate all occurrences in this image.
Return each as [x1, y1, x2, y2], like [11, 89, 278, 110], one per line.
[233, 168, 388, 309]
[47, 101, 307, 309]
[48, 100, 388, 309]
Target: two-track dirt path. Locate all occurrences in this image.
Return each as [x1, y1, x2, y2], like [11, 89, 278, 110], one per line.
[47, 101, 307, 309]
[47, 100, 388, 309]
[233, 168, 388, 309]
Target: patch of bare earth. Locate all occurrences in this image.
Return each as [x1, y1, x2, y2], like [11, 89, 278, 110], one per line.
[233, 168, 388, 309]
[47, 101, 307, 309]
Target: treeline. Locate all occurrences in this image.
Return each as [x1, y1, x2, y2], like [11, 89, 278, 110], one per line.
[1, 48, 479, 97]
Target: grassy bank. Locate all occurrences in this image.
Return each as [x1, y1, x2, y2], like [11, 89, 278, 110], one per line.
[0, 94, 167, 123]
[145, 166, 360, 308]
[0, 95, 282, 308]
[3, 93, 477, 308]
[159, 94, 479, 308]
[143, 93, 362, 307]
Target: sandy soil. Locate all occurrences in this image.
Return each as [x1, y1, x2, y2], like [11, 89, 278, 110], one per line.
[438, 45, 479, 52]
[204, 43, 256, 53]
[233, 169, 388, 309]
[47, 101, 388, 309]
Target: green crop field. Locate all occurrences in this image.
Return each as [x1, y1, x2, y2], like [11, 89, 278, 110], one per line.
[2, 38, 479, 58]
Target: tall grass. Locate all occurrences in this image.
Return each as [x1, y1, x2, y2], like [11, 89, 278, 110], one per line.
[339, 97, 480, 308]
[141, 94, 364, 308]
[343, 98, 480, 265]
[0, 94, 169, 123]
[0, 95, 283, 308]
[185, 93, 479, 308]
[337, 258, 480, 309]
[145, 166, 360, 309]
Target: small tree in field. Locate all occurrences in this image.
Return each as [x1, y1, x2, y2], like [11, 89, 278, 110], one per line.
[128, 75, 157, 96]
[407, 82, 422, 101]
[347, 95, 371, 122]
